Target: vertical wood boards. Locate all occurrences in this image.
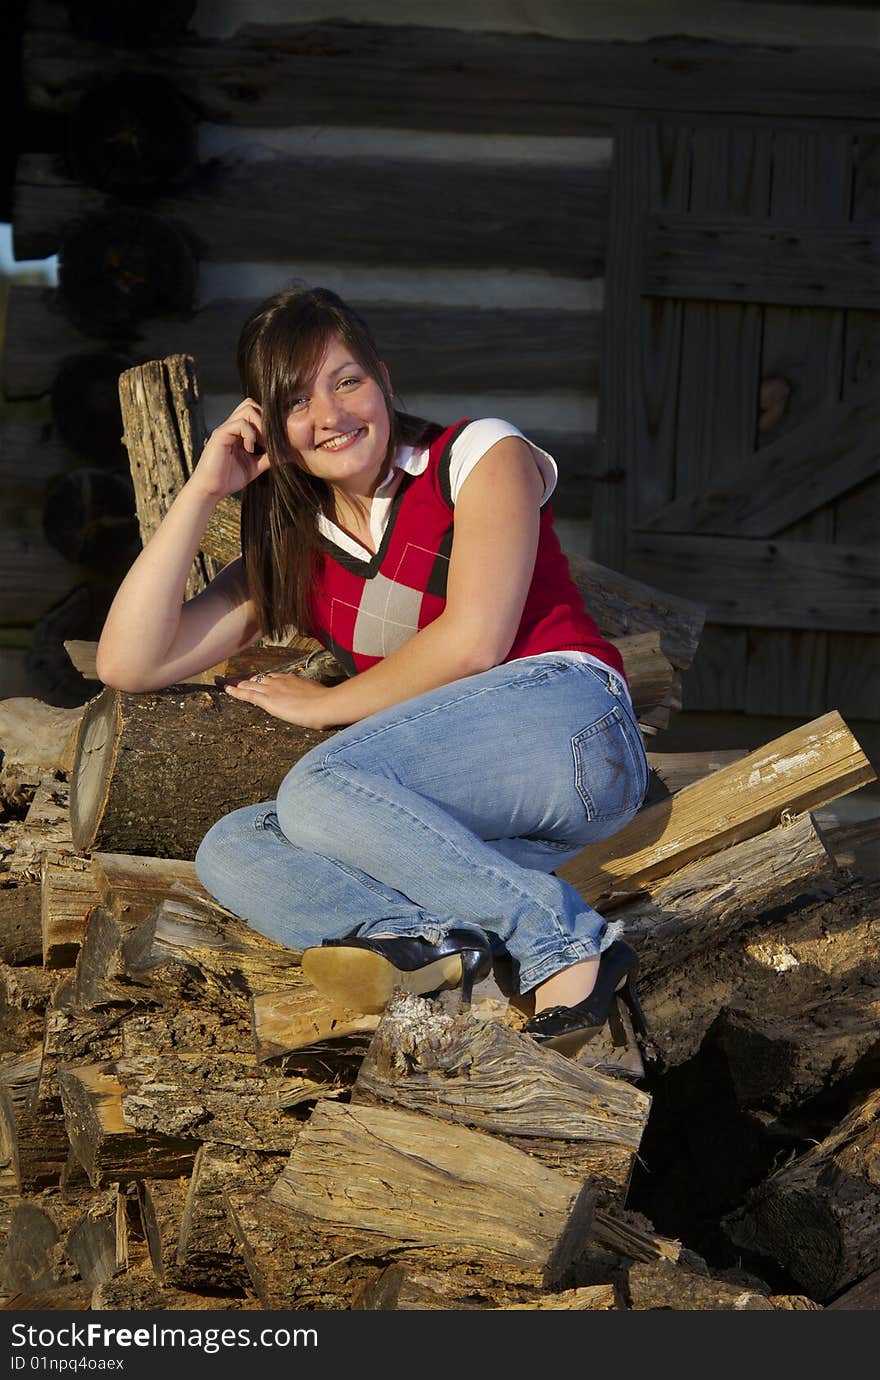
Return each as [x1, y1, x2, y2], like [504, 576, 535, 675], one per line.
[605, 119, 878, 719]
[827, 133, 880, 718]
[593, 123, 690, 568]
[744, 131, 853, 716]
[674, 127, 771, 712]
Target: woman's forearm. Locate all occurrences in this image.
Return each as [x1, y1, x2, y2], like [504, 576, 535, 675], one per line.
[95, 478, 223, 686]
[318, 613, 495, 726]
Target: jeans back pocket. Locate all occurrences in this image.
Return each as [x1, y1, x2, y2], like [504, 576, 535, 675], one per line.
[571, 704, 648, 823]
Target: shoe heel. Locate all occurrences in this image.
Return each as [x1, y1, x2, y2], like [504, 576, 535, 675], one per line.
[619, 975, 649, 1041]
[459, 947, 491, 1008]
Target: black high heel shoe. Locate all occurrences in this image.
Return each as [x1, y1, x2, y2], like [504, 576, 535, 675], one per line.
[300, 930, 493, 1015]
[523, 940, 649, 1057]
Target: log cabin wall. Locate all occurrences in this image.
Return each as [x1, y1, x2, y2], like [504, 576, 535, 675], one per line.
[2, 0, 879, 720]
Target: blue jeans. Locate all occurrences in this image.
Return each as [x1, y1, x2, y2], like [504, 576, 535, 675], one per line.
[194, 656, 649, 994]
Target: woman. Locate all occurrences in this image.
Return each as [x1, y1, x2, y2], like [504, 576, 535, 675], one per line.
[96, 286, 649, 1054]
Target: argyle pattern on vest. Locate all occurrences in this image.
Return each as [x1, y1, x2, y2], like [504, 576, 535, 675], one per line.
[309, 419, 626, 681]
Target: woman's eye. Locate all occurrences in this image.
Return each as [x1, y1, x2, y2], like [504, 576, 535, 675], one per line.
[338, 376, 361, 389]
[288, 396, 308, 411]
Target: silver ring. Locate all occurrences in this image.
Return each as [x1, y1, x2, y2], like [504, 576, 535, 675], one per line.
[253, 673, 265, 683]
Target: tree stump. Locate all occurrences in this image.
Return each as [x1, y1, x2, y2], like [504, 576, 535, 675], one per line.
[724, 1088, 880, 1301]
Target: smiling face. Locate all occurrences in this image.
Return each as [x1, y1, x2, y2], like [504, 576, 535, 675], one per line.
[284, 336, 393, 500]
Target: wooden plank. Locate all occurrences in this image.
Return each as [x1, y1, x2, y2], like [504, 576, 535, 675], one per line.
[596, 123, 691, 567]
[90, 853, 209, 927]
[558, 710, 875, 901]
[828, 131, 880, 719]
[627, 531, 880, 632]
[3, 285, 602, 401]
[667, 126, 770, 711]
[641, 380, 880, 538]
[642, 211, 879, 309]
[745, 131, 851, 715]
[24, 26, 880, 127]
[14, 153, 609, 272]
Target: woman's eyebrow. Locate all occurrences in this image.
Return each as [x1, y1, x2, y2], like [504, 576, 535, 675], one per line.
[326, 359, 360, 377]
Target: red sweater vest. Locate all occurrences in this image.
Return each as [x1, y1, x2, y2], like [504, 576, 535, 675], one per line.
[309, 420, 625, 680]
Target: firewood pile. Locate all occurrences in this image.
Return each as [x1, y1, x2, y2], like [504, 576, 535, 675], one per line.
[1, 358, 879, 1311]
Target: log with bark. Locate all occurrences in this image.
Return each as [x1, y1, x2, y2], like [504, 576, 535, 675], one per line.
[724, 1089, 880, 1302]
[69, 685, 332, 857]
[41, 851, 100, 969]
[271, 1100, 595, 1289]
[353, 995, 650, 1201]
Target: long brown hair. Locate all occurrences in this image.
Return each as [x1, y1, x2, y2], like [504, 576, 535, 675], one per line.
[237, 287, 431, 642]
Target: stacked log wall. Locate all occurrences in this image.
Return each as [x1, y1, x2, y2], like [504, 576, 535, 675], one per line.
[7, 0, 880, 703]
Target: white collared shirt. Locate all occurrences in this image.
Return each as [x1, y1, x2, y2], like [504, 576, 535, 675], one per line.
[316, 419, 557, 559]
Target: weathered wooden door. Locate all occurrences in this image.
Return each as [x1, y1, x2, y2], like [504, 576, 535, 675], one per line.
[595, 122, 880, 719]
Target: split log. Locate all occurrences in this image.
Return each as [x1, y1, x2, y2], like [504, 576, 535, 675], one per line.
[616, 811, 835, 982]
[173, 1144, 277, 1293]
[724, 1089, 880, 1302]
[39, 998, 127, 1105]
[64, 1189, 127, 1289]
[117, 354, 212, 601]
[91, 1256, 258, 1311]
[0, 1087, 69, 1194]
[568, 554, 703, 670]
[769, 1295, 823, 1310]
[135, 1177, 188, 1286]
[560, 712, 875, 903]
[70, 685, 332, 857]
[91, 851, 209, 924]
[0, 963, 56, 1014]
[41, 851, 101, 969]
[591, 1207, 681, 1265]
[226, 1188, 539, 1311]
[640, 874, 880, 1070]
[626, 1259, 774, 1310]
[0, 883, 42, 966]
[56, 1063, 199, 1188]
[713, 990, 880, 1115]
[121, 898, 305, 1000]
[356, 1263, 617, 1310]
[251, 988, 379, 1063]
[115, 1051, 331, 1151]
[73, 904, 145, 1010]
[0, 1045, 42, 1111]
[7, 778, 73, 882]
[0, 698, 82, 773]
[2, 1200, 78, 1295]
[353, 996, 650, 1200]
[1, 1283, 91, 1310]
[120, 1004, 254, 1061]
[271, 1101, 595, 1288]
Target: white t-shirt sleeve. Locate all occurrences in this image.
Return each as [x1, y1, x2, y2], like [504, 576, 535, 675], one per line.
[448, 419, 558, 506]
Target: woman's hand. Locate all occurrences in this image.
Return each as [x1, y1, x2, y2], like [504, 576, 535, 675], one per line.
[223, 671, 335, 730]
[191, 399, 274, 499]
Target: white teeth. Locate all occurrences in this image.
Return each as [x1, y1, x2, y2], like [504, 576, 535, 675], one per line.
[320, 428, 363, 451]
